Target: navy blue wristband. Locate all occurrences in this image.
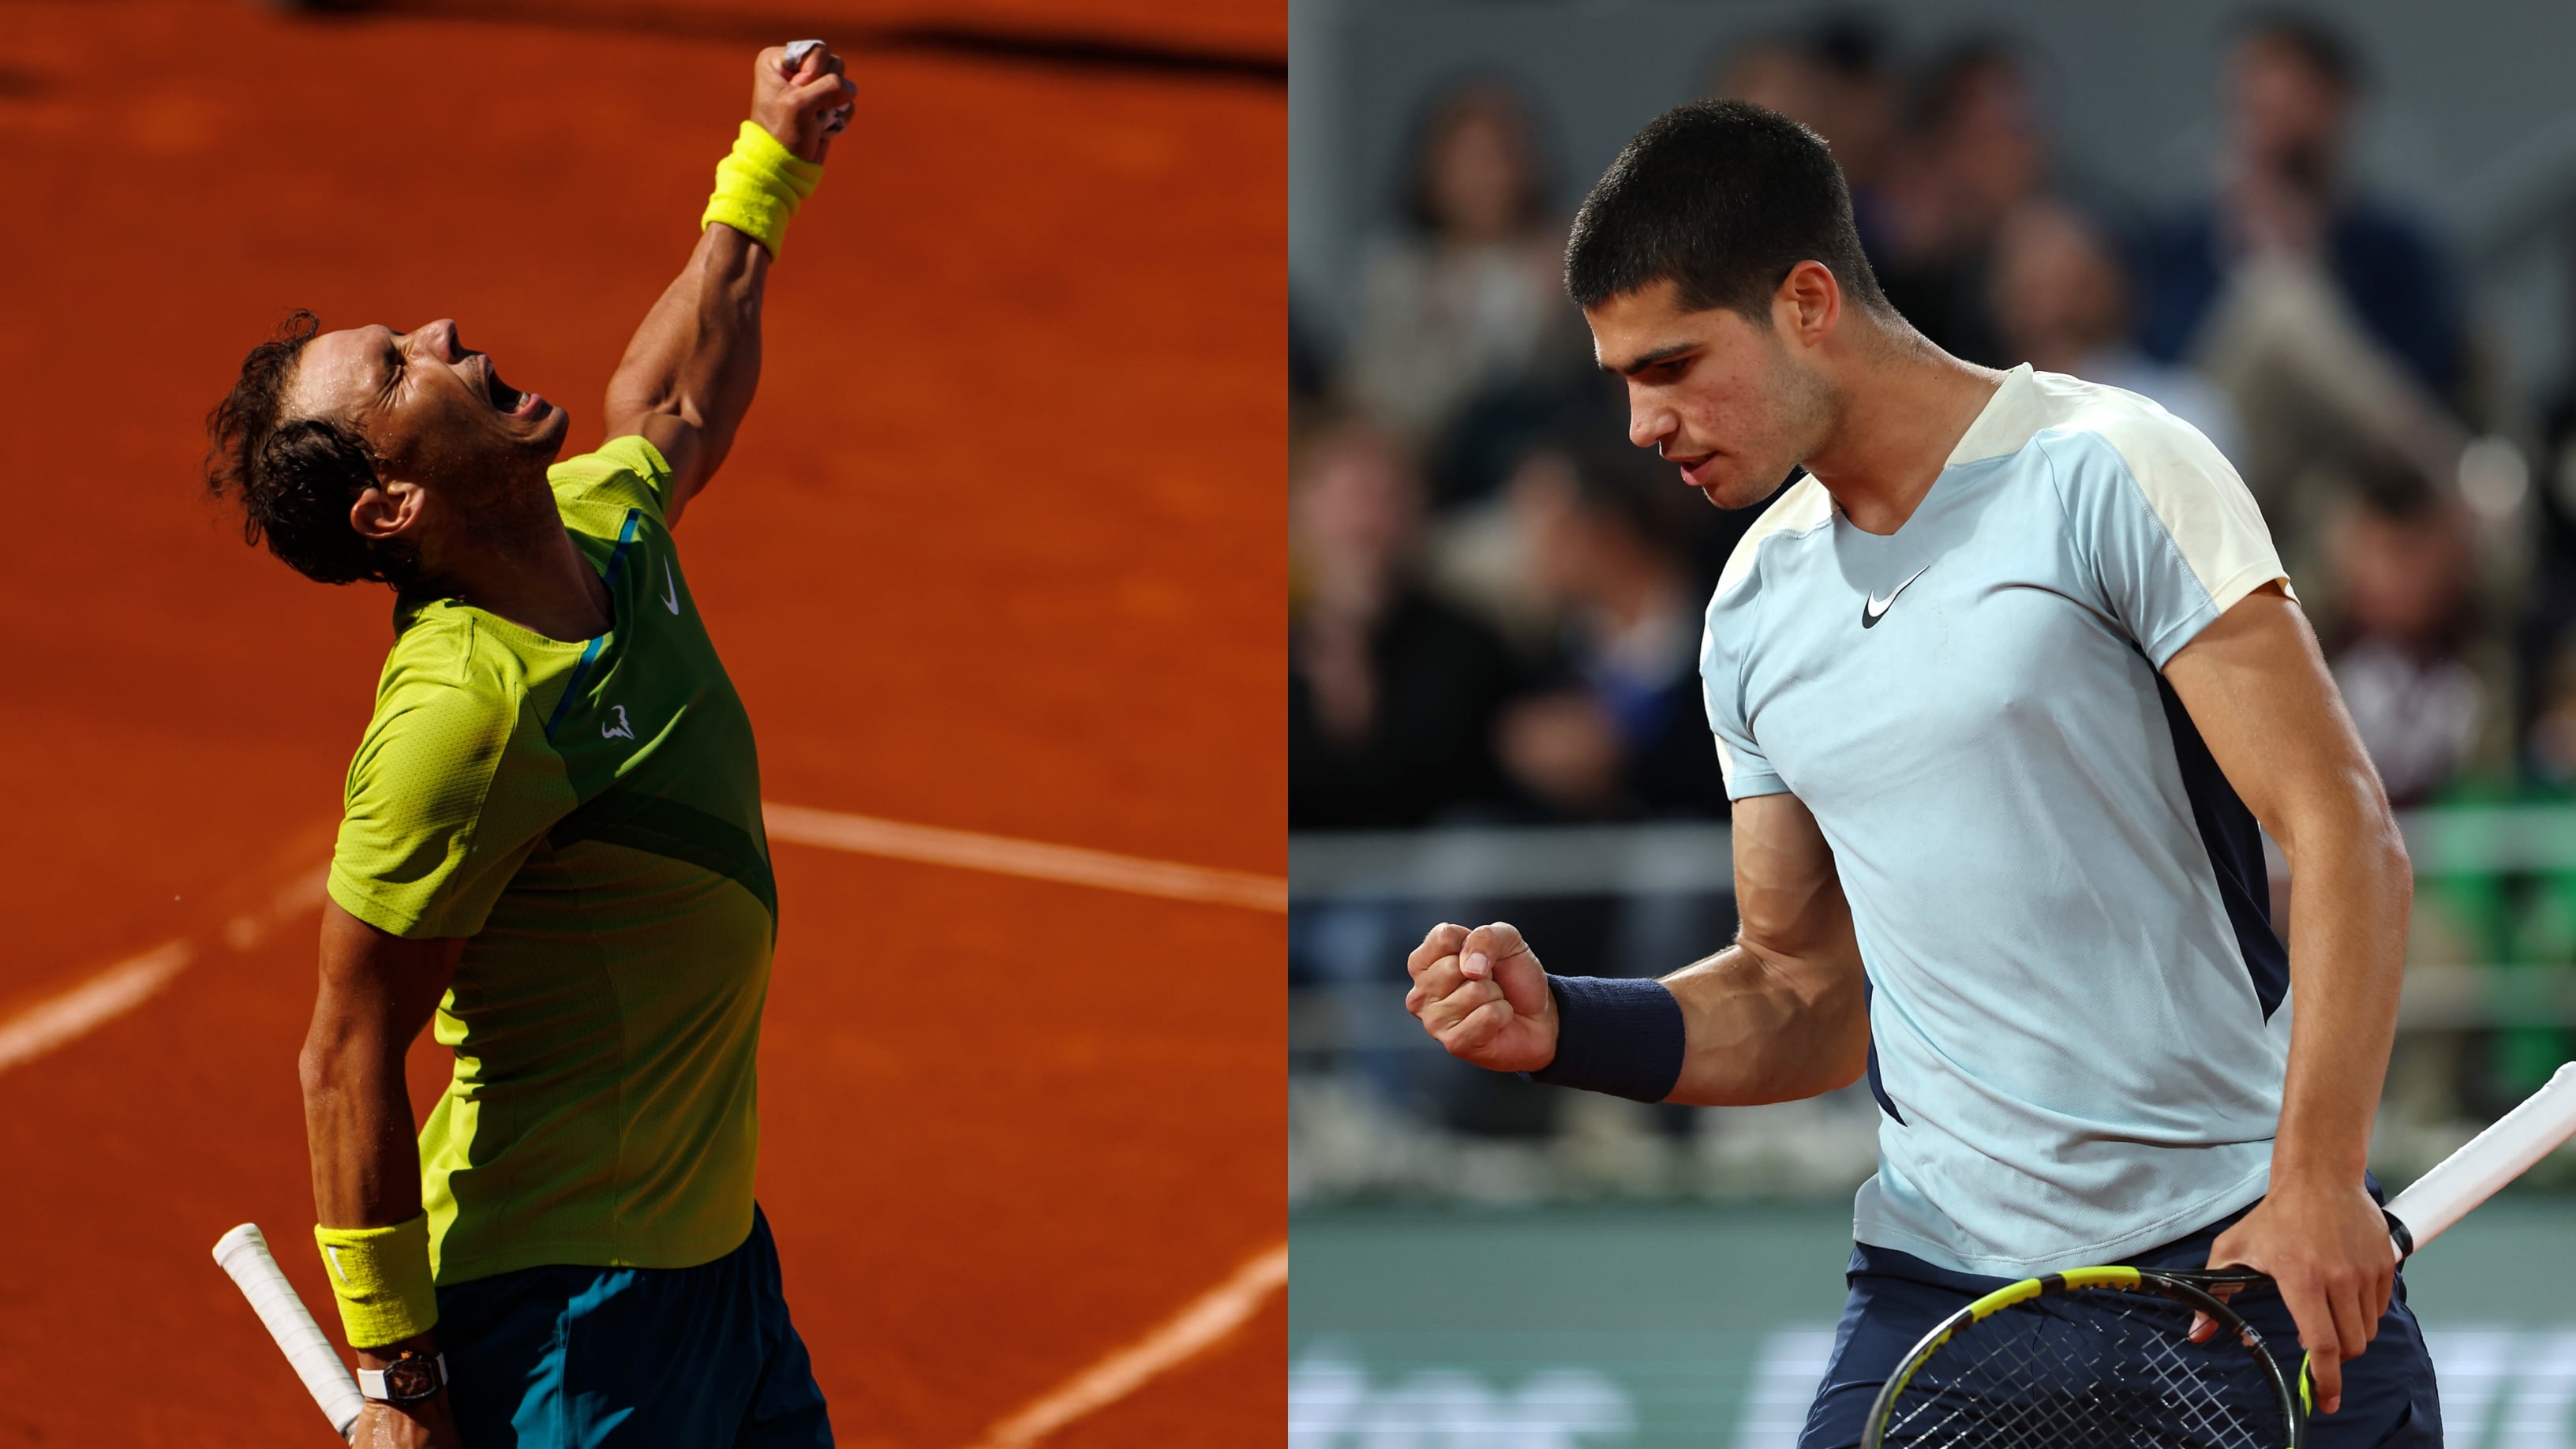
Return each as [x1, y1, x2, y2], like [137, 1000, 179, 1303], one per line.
[1519, 975, 1685, 1103]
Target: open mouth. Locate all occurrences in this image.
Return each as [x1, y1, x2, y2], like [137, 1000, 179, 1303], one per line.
[480, 358, 533, 417]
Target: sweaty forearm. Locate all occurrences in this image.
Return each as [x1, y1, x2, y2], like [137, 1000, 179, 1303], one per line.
[605, 223, 769, 458]
[299, 1030, 425, 1228]
[303, 908, 459, 1230]
[2271, 806, 2410, 1186]
[1662, 942, 1869, 1106]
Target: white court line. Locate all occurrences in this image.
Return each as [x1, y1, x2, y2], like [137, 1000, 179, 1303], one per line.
[967, 1241, 1290, 1449]
[762, 803, 1288, 913]
[1, 865, 328, 1077]
[0, 940, 194, 1074]
[223, 866, 331, 953]
[0, 804, 1279, 1079]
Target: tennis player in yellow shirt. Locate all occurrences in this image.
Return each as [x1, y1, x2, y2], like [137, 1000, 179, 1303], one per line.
[202, 42, 855, 1449]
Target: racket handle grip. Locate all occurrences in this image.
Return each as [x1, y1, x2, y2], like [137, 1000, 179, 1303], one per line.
[2383, 1060, 2576, 1254]
[212, 1223, 366, 1440]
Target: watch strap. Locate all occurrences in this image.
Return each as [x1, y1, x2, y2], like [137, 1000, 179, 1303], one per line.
[356, 1351, 449, 1402]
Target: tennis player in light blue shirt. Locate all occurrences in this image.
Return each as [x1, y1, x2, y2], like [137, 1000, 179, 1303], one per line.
[1403, 99, 2437, 1443]
[1700, 360, 2295, 1279]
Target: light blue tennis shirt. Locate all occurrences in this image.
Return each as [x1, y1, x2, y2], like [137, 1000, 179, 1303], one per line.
[1702, 365, 2297, 1276]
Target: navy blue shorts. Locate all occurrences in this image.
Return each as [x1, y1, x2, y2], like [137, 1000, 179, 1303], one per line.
[435, 1204, 833, 1448]
[1799, 1190, 2443, 1447]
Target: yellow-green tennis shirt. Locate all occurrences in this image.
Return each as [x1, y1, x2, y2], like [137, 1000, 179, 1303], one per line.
[327, 436, 775, 1286]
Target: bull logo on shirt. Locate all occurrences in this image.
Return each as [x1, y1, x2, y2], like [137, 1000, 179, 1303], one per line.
[602, 704, 637, 741]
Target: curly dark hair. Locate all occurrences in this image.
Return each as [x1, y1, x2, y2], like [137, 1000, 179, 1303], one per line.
[204, 310, 421, 587]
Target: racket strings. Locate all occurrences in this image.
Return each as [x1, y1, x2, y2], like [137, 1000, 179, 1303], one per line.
[1879, 1289, 2283, 1448]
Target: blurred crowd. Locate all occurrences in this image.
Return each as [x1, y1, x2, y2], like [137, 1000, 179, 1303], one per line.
[1291, 10, 2576, 847]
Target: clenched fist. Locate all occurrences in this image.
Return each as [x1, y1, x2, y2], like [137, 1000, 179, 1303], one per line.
[753, 43, 858, 163]
[1404, 922, 1559, 1073]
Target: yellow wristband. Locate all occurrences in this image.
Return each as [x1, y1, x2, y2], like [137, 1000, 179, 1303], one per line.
[314, 1215, 440, 1349]
[701, 119, 824, 257]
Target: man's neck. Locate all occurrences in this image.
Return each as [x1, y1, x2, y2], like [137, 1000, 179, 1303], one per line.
[436, 521, 614, 642]
[1801, 331, 2005, 536]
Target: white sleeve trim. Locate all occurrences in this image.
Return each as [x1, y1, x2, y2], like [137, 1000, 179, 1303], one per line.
[2095, 399, 2293, 616]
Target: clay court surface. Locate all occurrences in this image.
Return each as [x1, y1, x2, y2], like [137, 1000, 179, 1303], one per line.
[0, 1, 1282, 1441]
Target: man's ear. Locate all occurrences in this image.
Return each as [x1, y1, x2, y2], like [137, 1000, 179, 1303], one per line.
[1775, 259, 1844, 350]
[350, 477, 425, 542]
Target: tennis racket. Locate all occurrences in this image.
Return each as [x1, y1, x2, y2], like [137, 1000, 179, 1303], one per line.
[1861, 1061, 2576, 1447]
[212, 1222, 365, 1441]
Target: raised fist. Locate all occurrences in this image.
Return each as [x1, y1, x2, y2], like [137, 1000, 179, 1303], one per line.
[1404, 921, 1559, 1073]
[753, 42, 858, 164]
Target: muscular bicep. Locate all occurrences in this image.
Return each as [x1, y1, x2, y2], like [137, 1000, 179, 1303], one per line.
[1658, 792, 1869, 1104]
[1728, 791, 1857, 964]
[2158, 583, 2396, 853]
[599, 223, 765, 530]
[303, 902, 462, 1226]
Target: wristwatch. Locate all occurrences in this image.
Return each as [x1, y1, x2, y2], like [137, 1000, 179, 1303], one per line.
[357, 1350, 449, 1406]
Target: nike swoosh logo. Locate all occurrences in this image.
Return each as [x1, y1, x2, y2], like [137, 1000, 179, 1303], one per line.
[661, 560, 680, 616]
[325, 1245, 349, 1284]
[1861, 564, 1930, 629]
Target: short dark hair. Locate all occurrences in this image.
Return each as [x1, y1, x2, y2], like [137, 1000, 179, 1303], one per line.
[1564, 99, 1887, 319]
[204, 310, 419, 588]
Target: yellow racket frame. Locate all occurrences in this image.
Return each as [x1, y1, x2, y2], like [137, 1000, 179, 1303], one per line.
[1860, 1265, 2305, 1449]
